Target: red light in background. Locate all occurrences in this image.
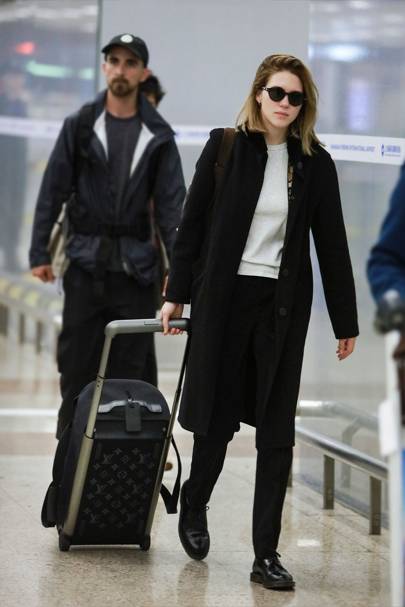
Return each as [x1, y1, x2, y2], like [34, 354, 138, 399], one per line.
[15, 41, 36, 55]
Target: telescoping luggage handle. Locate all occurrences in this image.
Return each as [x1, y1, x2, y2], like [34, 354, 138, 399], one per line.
[85, 318, 189, 439]
[62, 318, 190, 538]
[97, 319, 189, 516]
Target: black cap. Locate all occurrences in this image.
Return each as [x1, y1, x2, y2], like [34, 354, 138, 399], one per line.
[102, 34, 149, 66]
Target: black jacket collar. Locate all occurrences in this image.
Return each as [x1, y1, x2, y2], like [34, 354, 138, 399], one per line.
[93, 89, 174, 140]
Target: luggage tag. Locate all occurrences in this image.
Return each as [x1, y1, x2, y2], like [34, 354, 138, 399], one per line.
[124, 394, 163, 433]
[125, 400, 142, 432]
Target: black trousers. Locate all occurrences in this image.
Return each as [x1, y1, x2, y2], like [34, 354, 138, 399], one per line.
[56, 264, 157, 438]
[187, 275, 293, 557]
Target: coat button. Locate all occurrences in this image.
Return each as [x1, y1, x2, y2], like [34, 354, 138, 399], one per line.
[282, 268, 289, 277]
[279, 307, 287, 317]
[297, 161, 303, 170]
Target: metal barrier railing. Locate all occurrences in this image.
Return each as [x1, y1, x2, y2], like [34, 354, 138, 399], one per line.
[294, 424, 387, 535]
[0, 272, 387, 535]
[0, 272, 62, 353]
[297, 400, 380, 492]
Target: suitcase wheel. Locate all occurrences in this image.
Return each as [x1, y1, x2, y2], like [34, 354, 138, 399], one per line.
[58, 532, 71, 552]
[140, 535, 151, 551]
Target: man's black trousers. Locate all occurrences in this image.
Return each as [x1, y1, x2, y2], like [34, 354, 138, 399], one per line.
[56, 264, 157, 438]
[186, 275, 293, 557]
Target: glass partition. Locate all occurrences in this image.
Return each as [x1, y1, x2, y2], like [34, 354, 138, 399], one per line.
[0, 0, 99, 274]
[297, 0, 405, 519]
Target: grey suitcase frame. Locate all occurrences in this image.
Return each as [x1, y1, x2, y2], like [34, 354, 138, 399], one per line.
[58, 317, 189, 551]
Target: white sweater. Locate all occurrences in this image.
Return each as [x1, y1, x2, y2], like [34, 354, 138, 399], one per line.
[238, 142, 288, 279]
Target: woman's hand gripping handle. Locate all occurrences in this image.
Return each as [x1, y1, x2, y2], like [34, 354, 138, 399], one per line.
[160, 302, 185, 335]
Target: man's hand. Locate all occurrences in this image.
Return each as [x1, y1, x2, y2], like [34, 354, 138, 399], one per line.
[160, 301, 184, 335]
[32, 265, 55, 283]
[336, 337, 356, 361]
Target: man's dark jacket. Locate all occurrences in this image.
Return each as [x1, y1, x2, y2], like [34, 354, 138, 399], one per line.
[368, 163, 405, 301]
[166, 128, 359, 447]
[29, 91, 185, 284]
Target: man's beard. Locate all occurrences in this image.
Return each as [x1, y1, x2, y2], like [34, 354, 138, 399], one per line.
[109, 78, 136, 98]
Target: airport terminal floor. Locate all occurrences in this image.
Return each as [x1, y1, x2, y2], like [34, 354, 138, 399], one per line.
[0, 332, 389, 607]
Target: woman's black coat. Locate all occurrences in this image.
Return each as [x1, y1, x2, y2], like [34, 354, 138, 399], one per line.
[166, 128, 359, 447]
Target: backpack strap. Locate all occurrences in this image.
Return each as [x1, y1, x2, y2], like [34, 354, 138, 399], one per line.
[205, 127, 235, 224]
[214, 127, 236, 188]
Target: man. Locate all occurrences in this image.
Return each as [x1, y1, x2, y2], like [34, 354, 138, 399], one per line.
[29, 34, 185, 438]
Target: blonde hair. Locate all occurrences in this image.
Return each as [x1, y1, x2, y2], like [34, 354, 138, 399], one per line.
[236, 54, 321, 156]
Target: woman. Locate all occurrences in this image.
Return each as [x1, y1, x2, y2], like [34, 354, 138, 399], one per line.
[161, 54, 358, 591]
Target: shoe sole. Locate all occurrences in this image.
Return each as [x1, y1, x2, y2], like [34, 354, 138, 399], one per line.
[250, 571, 295, 591]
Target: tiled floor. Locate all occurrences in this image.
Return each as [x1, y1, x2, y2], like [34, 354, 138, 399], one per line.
[0, 336, 391, 607]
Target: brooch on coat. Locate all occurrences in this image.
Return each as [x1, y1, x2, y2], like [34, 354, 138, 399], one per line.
[288, 164, 294, 202]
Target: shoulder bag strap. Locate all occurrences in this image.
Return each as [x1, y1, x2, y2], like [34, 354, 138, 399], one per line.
[214, 127, 236, 188]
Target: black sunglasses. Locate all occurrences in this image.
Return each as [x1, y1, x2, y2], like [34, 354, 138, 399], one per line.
[262, 86, 305, 107]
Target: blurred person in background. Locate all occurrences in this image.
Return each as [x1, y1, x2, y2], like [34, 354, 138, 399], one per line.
[29, 34, 185, 439]
[140, 73, 166, 108]
[0, 62, 28, 273]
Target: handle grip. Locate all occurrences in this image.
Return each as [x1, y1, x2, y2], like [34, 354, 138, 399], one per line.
[105, 318, 189, 338]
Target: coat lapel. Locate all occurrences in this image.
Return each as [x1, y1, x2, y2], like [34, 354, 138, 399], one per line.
[209, 130, 266, 279]
[232, 131, 266, 243]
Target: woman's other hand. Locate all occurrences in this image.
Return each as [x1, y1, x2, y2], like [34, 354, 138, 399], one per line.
[160, 301, 184, 335]
[336, 337, 356, 361]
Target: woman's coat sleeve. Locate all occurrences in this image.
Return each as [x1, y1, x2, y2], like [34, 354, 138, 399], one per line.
[311, 153, 359, 339]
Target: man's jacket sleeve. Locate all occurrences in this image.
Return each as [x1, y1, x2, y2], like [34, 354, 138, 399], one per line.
[367, 163, 405, 302]
[152, 138, 186, 260]
[29, 115, 76, 268]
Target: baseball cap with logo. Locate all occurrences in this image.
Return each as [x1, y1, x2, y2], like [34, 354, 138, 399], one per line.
[101, 34, 149, 66]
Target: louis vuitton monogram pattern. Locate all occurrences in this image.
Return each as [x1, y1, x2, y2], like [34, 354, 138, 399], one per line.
[76, 440, 162, 543]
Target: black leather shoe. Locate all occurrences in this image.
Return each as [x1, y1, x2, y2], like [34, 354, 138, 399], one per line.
[250, 554, 295, 590]
[178, 480, 210, 560]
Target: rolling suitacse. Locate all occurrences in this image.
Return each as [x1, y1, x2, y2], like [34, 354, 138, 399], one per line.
[41, 318, 189, 551]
